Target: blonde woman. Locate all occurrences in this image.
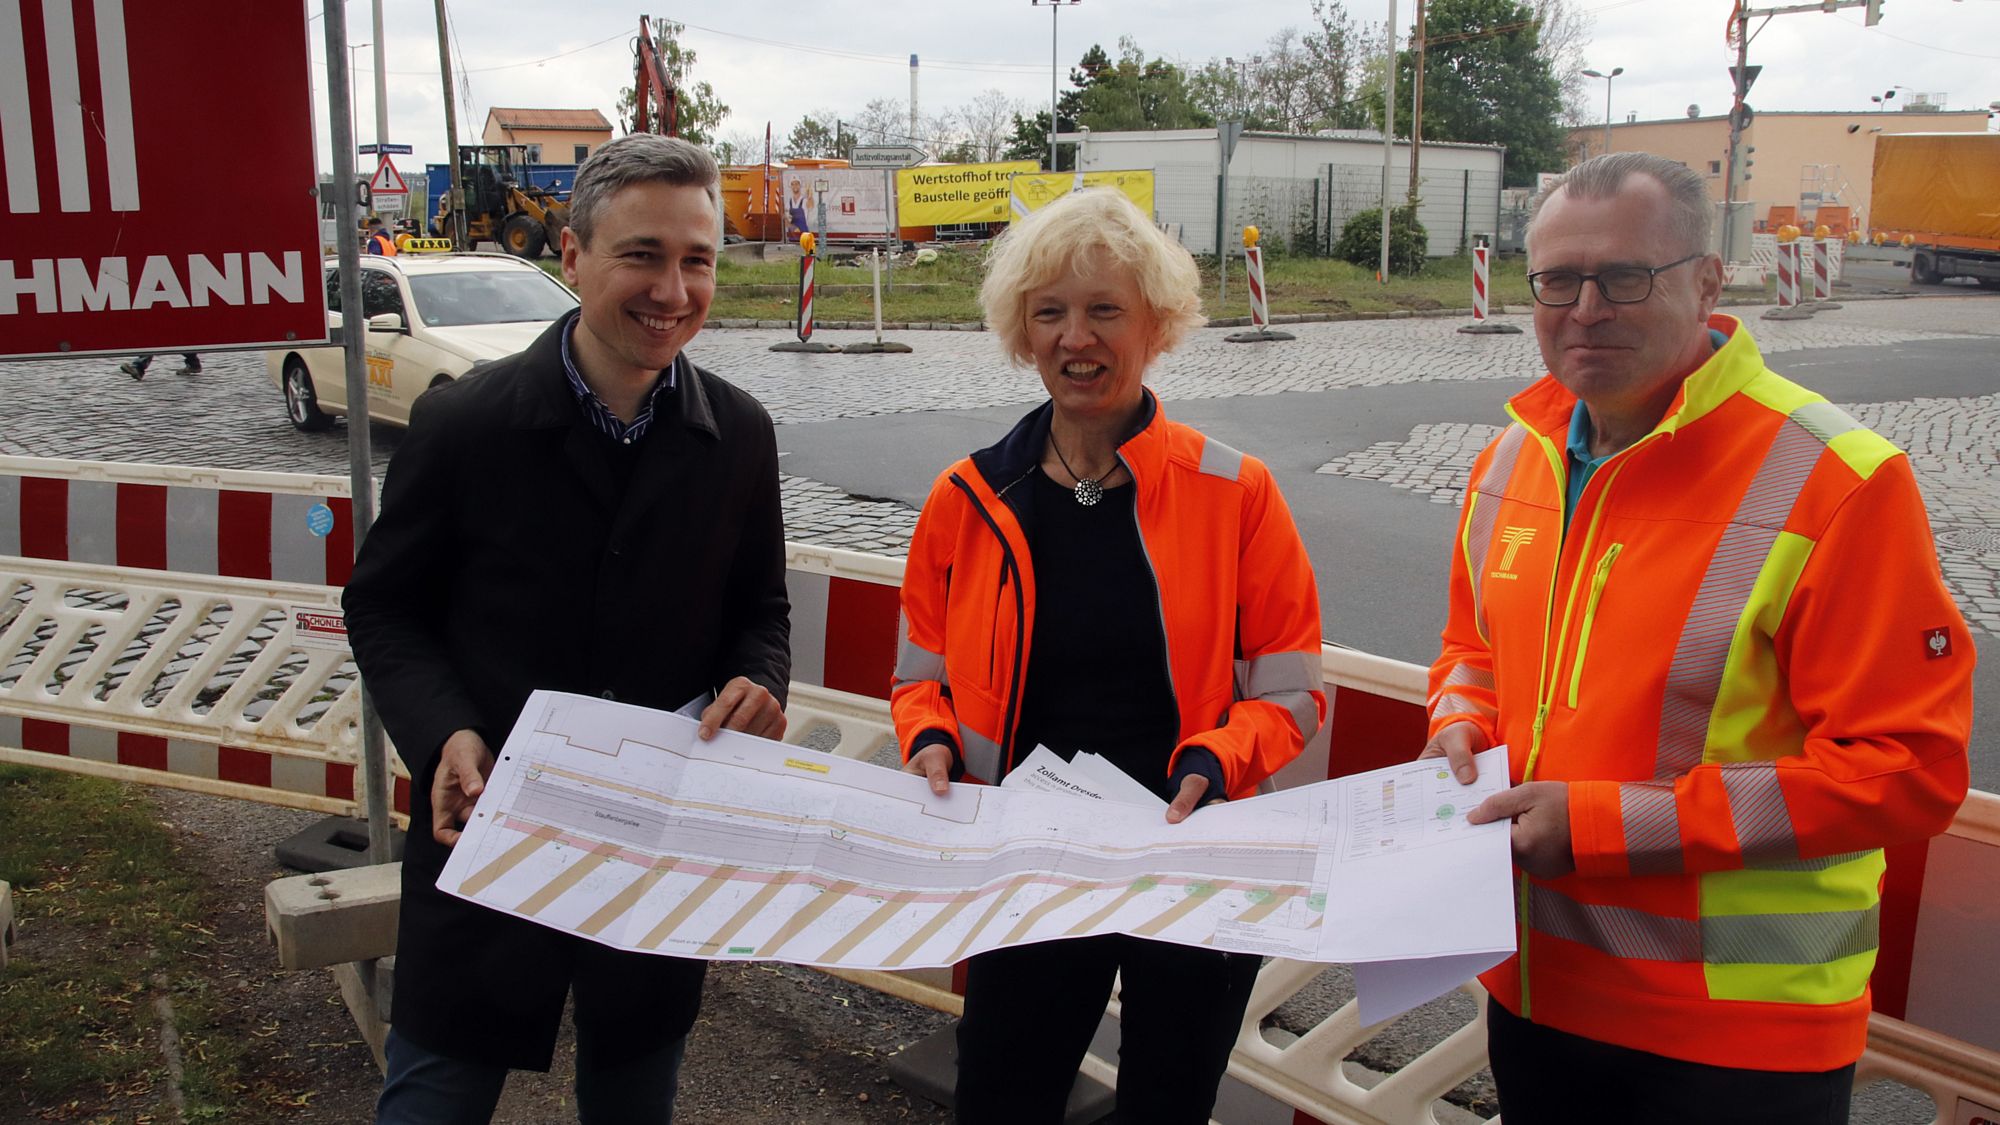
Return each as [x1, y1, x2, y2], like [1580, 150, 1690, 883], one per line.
[893, 188, 1325, 1124]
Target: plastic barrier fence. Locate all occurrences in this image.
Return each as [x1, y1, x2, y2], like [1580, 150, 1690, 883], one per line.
[5, 455, 1997, 1123]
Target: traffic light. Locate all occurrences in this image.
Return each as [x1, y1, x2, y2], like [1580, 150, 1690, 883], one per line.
[1865, 0, 1883, 26]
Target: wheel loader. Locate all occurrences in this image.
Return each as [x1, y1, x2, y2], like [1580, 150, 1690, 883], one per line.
[432, 144, 570, 259]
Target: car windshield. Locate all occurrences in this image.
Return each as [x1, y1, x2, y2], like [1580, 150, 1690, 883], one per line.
[407, 269, 578, 328]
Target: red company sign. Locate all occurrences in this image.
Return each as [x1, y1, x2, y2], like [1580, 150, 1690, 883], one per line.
[0, 0, 327, 359]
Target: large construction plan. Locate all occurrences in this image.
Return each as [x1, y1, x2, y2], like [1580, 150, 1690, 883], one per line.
[437, 690, 1516, 973]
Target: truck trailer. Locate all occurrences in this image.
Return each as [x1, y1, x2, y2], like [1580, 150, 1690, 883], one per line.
[1870, 133, 2000, 287]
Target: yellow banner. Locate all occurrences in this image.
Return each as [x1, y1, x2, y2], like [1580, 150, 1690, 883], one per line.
[896, 161, 1039, 226]
[1008, 170, 1157, 220]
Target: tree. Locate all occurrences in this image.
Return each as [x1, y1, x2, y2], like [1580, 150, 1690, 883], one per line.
[1398, 0, 1566, 187]
[1302, 0, 1380, 130]
[713, 127, 763, 168]
[615, 18, 728, 147]
[1003, 110, 1061, 167]
[1530, 0, 1596, 126]
[957, 89, 1024, 162]
[1075, 37, 1213, 133]
[851, 97, 910, 145]
[782, 116, 838, 161]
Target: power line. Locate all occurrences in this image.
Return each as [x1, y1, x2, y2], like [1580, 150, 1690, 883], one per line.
[1833, 11, 2000, 60]
[664, 15, 1047, 74]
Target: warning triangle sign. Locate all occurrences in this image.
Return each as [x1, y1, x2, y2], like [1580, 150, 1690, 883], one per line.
[368, 156, 409, 195]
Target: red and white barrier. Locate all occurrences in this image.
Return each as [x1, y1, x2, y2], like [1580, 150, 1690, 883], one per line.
[1225, 226, 1295, 344]
[1457, 236, 1522, 336]
[796, 246, 818, 342]
[1764, 233, 1814, 321]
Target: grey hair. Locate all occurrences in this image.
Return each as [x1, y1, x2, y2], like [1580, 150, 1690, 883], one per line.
[567, 133, 721, 247]
[1526, 152, 1712, 259]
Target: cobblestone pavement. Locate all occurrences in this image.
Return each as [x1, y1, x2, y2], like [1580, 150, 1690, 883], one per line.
[1315, 392, 2000, 637]
[3, 297, 1994, 615]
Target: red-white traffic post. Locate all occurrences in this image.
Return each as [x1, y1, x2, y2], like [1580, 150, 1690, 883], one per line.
[770, 232, 839, 353]
[1224, 226, 1295, 343]
[0, 0, 326, 358]
[1457, 234, 1522, 335]
[1809, 225, 1842, 310]
[1764, 227, 1814, 321]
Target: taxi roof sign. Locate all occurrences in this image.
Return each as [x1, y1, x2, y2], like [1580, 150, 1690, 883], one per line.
[368, 156, 409, 196]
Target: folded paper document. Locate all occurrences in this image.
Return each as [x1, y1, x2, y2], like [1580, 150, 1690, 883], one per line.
[438, 690, 1516, 988]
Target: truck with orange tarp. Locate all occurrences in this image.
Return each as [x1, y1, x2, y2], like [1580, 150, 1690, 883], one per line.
[1870, 133, 2000, 287]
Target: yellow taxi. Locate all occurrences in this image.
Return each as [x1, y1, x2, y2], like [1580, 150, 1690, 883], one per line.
[265, 251, 577, 430]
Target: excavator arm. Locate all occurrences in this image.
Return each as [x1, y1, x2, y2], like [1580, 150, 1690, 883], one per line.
[632, 16, 679, 137]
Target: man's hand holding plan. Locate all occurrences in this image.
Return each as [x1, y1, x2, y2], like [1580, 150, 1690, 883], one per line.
[438, 691, 1516, 1005]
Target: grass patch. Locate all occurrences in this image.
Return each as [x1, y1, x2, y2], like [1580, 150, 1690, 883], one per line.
[0, 765, 271, 1121]
[540, 245, 1535, 326]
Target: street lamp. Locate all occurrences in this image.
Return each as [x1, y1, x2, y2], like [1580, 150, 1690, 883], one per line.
[1031, 0, 1081, 170]
[1582, 66, 1623, 156]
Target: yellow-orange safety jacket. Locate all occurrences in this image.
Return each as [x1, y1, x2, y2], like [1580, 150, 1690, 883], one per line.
[893, 390, 1325, 798]
[1429, 314, 1974, 1071]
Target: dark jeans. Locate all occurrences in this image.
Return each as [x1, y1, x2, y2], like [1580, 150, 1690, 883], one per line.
[1486, 996, 1855, 1125]
[954, 935, 1262, 1125]
[375, 1025, 687, 1124]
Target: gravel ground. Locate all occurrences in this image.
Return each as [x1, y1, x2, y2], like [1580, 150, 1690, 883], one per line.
[118, 786, 957, 1124]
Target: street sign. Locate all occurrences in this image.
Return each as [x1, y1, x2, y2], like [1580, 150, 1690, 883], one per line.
[0, 0, 325, 358]
[358, 143, 414, 155]
[1729, 64, 1762, 98]
[851, 145, 928, 170]
[368, 157, 409, 197]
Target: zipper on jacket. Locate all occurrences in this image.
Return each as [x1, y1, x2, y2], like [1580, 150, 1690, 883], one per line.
[949, 473, 1028, 777]
[1117, 450, 1180, 730]
[1565, 543, 1623, 709]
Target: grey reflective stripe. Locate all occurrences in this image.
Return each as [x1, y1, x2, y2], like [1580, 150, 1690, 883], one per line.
[1532, 885, 1880, 966]
[1532, 884, 1701, 962]
[1750, 849, 1877, 873]
[1652, 417, 1826, 782]
[1429, 663, 1497, 719]
[1702, 905, 1879, 965]
[1235, 650, 1322, 742]
[959, 725, 1003, 782]
[1720, 761, 1798, 866]
[1197, 436, 1245, 482]
[1465, 426, 1528, 638]
[1621, 780, 1684, 877]
[891, 621, 947, 690]
[1790, 400, 1865, 445]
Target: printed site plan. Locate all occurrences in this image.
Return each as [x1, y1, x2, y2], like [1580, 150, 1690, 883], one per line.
[437, 690, 1517, 974]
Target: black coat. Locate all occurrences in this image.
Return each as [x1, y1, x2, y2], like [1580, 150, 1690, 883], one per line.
[342, 313, 791, 1070]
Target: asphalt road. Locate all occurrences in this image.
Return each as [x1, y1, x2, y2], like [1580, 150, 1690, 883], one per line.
[776, 329, 2000, 792]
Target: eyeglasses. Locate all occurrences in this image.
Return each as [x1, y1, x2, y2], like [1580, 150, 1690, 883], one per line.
[1527, 253, 1705, 307]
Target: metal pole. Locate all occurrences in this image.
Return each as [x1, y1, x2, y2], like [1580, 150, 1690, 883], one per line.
[432, 0, 464, 250]
[370, 0, 388, 153]
[1409, 0, 1425, 205]
[872, 249, 885, 344]
[1724, 15, 1747, 264]
[883, 169, 895, 291]
[1379, 0, 1398, 282]
[322, 0, 391, 865]
[1049, 4, 1059, 169]
[1602, 75, 1614, 156]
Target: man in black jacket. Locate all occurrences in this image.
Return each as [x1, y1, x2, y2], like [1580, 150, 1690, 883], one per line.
[343, 133, 790, 1124]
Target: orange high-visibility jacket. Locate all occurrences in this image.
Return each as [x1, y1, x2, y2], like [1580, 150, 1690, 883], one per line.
[1430, 315, 1974, 1071]
[893, 391, 1325, 797]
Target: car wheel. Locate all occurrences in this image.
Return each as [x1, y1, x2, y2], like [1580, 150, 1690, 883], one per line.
[283, 357, 335, 432]
[501, 213, 546, 259]
[1911, 252, 1942, 285]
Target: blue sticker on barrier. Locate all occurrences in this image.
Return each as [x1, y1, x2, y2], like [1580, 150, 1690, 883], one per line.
[306, 503, 336, 538]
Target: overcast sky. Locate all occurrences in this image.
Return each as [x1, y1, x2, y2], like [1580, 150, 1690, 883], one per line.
[313, 0, 2000, 174]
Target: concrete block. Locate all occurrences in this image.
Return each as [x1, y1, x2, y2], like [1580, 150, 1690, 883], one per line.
[333, 956, 395, 1073]
[265, 862, 402, 970]
[0, 880, 14, 971]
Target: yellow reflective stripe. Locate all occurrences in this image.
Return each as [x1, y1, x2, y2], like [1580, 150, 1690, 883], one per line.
[1464, 425, 1529, 643]
[1705, 947, 1877, 1005]
[1739, 371, 1899, 481]
[1566, 542, 1622, 709]
[1704, 849, 1885, 916]
[1706, 531, 1815, 763]
[1654, 420, 1824, 782]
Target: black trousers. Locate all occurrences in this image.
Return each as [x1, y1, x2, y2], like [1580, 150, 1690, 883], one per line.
[954, 934, 1262, 1125]
[1486, 996, 1856, 1125]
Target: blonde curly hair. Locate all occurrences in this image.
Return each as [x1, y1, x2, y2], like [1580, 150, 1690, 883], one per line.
[979, 188, 1205, 367]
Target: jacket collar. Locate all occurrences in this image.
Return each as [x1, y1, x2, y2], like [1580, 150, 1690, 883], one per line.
[968, 387, 1163, 499]
[508, 309, 718, 440]
[1508, 313, 1765, 441]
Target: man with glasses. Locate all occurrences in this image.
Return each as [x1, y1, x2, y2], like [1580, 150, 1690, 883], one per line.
[1419, 152, 1972, 1123]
